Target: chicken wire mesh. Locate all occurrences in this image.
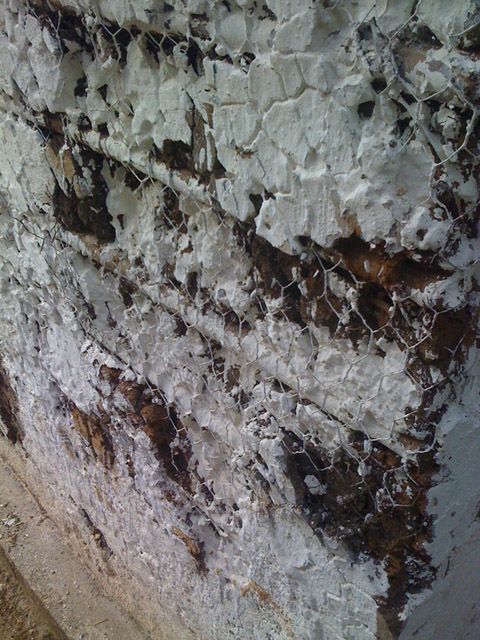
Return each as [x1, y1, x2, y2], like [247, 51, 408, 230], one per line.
[1, 0, 479, 616]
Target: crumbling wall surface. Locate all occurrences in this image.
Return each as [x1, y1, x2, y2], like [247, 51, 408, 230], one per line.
[0, 0, 479, 638]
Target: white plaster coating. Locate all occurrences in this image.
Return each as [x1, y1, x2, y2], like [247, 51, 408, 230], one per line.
[0, 0, 479, 638]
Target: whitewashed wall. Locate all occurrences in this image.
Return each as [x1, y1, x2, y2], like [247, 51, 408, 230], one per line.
[0, 1, 479, 638]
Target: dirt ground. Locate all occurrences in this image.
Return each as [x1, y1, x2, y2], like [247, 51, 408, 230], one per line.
[0, 547, 66, 640]
[0, 451, 145, 640]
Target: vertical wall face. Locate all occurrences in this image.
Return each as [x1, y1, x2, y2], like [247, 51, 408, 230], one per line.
[0, 1, 479, 638]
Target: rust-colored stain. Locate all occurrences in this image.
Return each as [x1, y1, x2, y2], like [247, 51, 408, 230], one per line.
[331, 235, 449, 291]
[171, 526, 201, 558]
[240, 580, 296, 639]
[171, 526, 207, 574]
[70, 404, 114, 468]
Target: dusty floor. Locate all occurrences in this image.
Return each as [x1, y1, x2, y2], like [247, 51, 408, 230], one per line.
[0, 546, 66, 640]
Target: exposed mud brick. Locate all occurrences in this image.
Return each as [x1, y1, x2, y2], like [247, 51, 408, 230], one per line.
[0, 365, 22, 445]
[70, 404, 114, 468]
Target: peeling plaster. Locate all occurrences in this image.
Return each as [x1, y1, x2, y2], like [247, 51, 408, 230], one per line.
[0, 1, 479, 638]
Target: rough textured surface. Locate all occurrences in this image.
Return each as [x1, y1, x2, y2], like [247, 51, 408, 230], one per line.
[0, 546, 66, 640]
[0, 1, 479, 638]
[0, 454, 145, 639]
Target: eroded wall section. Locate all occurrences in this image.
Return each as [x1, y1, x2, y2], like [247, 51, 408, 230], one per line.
[0, 1, 479, 638]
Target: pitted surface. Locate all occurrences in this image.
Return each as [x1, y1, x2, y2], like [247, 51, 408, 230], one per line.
[0, 2, 479, 639]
